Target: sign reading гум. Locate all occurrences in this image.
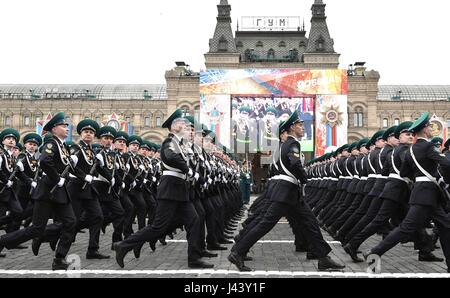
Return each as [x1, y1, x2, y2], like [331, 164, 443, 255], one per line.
[241, 16, 301, 31]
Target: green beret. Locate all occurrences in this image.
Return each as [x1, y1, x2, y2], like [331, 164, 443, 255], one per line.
[238, 106, 252, 114]
[162, 109, 185, 129]
[431, 137, 443, 146]
[140, 140, 152, 150]
[114, 131, 129, 142]
[357, 138, 370, 150]
[370, 130, 386, 146]
[394, 121, 413, 139]
[266, 107, 279, 117]
[66, 140, 76, 147]
[278, 120, 287, 137]
[97, 126, 117, 139]
[184, 116, 195, 127]
[43, 112, 67, 132]
[409, 112, 430, 133]
[127, 135, 142, 146]
[382, 126, 398, 141]
[77, 119, 100, 135]
[23, 133, 43, 147]
[14, 142, 23, 151]
[348, 142, 359, 152]
[282, 110, 303, 132]
[340, 144, 350, 153]
[0, 128, 20, 142]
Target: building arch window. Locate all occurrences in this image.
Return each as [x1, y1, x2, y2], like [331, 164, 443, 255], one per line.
[394, 118, 400, 126]
[218, 37, 228, 52]
[156, 117, 162, 127]
[353, 107, 364, 127]
[5, 116, 12, 126]
[278, 41, 286, 48]
[144, 116, 151, 127]
[382, 118, 389, 128]
[24, 116, 30, 127]
[267, 49, 275, 60]
[256, 41, 263, 48]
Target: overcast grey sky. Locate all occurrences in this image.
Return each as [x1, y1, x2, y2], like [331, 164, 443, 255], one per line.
[1, 0, 449, 85]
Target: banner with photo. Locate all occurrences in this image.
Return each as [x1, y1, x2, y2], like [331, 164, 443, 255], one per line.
[315, 95, 348, 157]
[231, 96, 314, 153]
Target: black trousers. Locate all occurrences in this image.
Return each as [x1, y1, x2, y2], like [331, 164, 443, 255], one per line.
[0, 200, 76, 258]
[340, 193, 374, 240]
[371, 204, 450, 269]
[345, 195, 384, 242]
[117, 200, 202, 261]
[329, 193, 361, 231]
[202, 196, 219, 246]
[233, 200, 331, 258]
[0, 194, 23, 232]
[120, 192, 135, 238]
[324, 191, 355, 227]
[71, 196, 103, 252]
[191, 194, 206, 252]
[101, 199, 125, 243]
[128, 189, 147, 231]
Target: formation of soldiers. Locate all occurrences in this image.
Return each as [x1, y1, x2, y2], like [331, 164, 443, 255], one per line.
[0, 109, 244, 270]
[305, 112, 450, 273]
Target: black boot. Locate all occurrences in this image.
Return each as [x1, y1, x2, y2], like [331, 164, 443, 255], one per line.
[0, 244, 5, 258]
[318, 256, 346, 271]
[133, 242, 145, 259]
[86, 250, 110, 260]
[113, 243, 130, 268]
[207, 243, 227, 251]
[201, 250, 218, 258]
[52, 257, 70, 270]
[228, 251, 252, 272]
[418, 252, 444, 262]
[49, 238, 58, 251]
[343, 243, 364, 263]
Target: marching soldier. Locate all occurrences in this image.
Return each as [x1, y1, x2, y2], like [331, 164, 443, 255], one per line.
[366, 112, 450, 273]
[228, 111, 345, 272]
[67, 119, 109, 259]
[0, 113, 77, 270]
[93, 126, 125, 250]
[0, 128, 24, 234]
[113, 109, 213, 269]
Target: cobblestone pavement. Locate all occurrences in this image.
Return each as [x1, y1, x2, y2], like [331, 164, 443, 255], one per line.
[0, 196, 448, 278]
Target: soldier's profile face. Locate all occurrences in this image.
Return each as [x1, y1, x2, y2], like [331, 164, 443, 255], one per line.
[52, 124, 69, 139]
[2, 136, 16, 147]
[400, 132, 415, 144]
[25, 142, 38, 153]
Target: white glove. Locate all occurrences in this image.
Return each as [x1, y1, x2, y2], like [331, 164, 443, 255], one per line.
[188, 169, 193, 177]
[152, 177, 157, 183]
[126, 163, 130, 171]
[6, 180, 13, 188]
[208, 177, 213, 184]
[70, 155, 78, 167]
[31, 181, 37, 189]
[115, 162, 120, 169]
[203, 182, 208, 189]
[131, 181, 137, 188]
[96, 153, 104, 167]
[139, 165, 145, 171]
[110, 178, 115, 187]
[121, 182, 126, 189]
[143, 178, 148, 184]
[57, 178, 65, 187]
[16, 161, 24, 172]
[194, 172, 200, 181]
[84, 175, 93, 184]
